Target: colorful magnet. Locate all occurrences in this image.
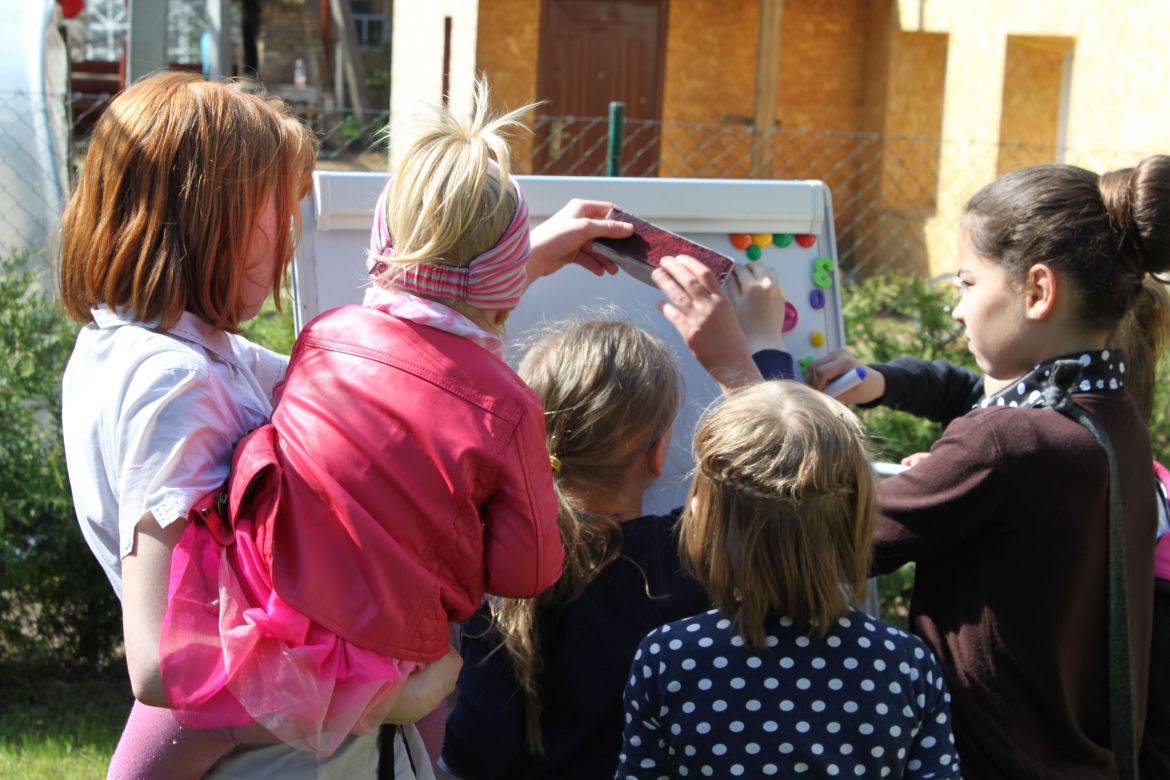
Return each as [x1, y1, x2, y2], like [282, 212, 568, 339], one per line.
[752, 233, 773, 248]
[796, 234, 817, 248]
[730, 233, 752, 250]
[773, 233, 794, 248]
[746, 244, 762, 261]
[809, 289, 826, 310]
[809, 330, 826, 348]
[782, 301, 798, 333]
[799, 356, 815, 373]
[812, 257, 835, 289]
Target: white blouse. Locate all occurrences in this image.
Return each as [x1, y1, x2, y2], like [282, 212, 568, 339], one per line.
[61, 306, 287, 599]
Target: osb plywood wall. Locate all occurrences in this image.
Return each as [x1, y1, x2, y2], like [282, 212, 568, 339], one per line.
[997, 37, 1069, 177]
[475, 0, 541, 169]
[657, 0, 757, 178]
[464, 0, 1170, 275]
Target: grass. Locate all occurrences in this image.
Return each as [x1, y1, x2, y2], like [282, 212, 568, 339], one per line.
[0, 663, 129, 779]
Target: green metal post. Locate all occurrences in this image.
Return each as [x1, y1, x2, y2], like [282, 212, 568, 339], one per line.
[607, 101, 625, 176]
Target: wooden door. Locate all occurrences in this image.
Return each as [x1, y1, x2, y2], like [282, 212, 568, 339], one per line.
[535, 0, 668, 176]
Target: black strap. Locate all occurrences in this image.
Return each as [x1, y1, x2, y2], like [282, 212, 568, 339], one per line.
[377, 724, 394, 780]
[376, 723, 422, 779]
[1046, 360, 1137, 780]
[377, 724, 421, 779]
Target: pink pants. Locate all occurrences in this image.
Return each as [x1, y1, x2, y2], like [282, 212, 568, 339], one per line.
[106, 701, 237, 780]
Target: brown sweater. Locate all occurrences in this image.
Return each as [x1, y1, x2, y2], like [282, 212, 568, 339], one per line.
[874, 390, 1156, 779]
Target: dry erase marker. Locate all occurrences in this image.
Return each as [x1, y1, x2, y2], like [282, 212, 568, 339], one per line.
[823, 366, 867, 398]
[872, 461, 910, 478]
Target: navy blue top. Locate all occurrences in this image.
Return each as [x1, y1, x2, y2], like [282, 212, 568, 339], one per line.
[752, 348, 795, 382]
[441, 512, 710, 779]
[617, 609, 962, 779]
[440, 349, 796, 778]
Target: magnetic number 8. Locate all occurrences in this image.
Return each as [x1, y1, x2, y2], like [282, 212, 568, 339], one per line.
[812, 257, 835, 289]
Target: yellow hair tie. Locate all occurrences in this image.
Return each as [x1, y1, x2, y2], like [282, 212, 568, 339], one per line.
[549, 454, 562, 473]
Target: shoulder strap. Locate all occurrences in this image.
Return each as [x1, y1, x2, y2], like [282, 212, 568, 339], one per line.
[1047, 359, 1136, 780]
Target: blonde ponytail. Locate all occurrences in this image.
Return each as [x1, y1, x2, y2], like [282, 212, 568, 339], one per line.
[385, 77, 537, 268]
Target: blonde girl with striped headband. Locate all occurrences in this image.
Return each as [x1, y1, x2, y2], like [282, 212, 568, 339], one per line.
[153, 76, 634, 773]
[366, 78, 628, 341]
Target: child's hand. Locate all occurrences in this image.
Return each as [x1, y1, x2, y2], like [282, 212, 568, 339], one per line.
[902, 451, 931, 468]
[526, 199, 630, 286]
[805, 349, 886, 405]
[383, 645, 463, 724]
[726, 263, 787, 354]
[654, 255, 762, 393]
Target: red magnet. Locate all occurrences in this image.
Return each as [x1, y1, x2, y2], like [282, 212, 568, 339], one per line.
[730, 233, 752, 250]
[795, 234, 817, 248]
[782, 301, 798, 333]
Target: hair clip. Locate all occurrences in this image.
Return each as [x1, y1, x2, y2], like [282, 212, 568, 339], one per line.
[549, 454, 562, 473]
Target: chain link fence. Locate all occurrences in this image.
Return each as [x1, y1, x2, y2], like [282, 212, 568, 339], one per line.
[0, 90, 70, 257]
[301, 109, 1163, 277]
[2, 90, 1159, 277]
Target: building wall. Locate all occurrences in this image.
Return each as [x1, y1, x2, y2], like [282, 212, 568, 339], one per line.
[657, 0, 757, 177]
[388, 0, 480, 166]
[476, 0, 540, 112]
[475, 0, 540, 168]
[899, 0, 1170, 274]
[466, 1, 1170, 274]
[997, 36, 1069, 176]
[260, 0, 323, 86]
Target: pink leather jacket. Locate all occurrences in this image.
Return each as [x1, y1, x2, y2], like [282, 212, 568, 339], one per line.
[224, 304, 563, 662]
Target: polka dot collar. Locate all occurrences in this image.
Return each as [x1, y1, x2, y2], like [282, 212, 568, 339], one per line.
[977, 349, 1125, 410]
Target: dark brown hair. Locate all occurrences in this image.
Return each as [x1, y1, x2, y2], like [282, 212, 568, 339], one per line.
[682, 381, 875, 649]
[491, 321, 680, 754]
[1114, 276, 1170, 420]
[965, 158, 1170, 387]
[59, 72, 317, 331]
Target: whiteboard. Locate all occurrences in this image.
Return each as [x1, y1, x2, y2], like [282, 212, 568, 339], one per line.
[294, 174, 845, 515]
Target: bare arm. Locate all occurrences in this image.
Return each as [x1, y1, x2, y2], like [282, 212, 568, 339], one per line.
[525, 198, 629, 286]
[121, 512, 188, 706]
[654, 255, 762, 393]
[382, 645, 463, 724]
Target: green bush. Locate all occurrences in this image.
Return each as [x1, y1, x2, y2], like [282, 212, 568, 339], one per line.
[0, 256, 297, 668]
[841, 272, 978, 462]
[241, 293, 296, 355]
[840, 272, 976, 627]
[0, 252, 120, 668]
[1150, 350, 1170, 466]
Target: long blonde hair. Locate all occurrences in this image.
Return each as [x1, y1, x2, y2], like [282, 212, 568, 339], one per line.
[492, 321, 680, 754]
[59, 71, 316, 331]
[682, 381, 875, 649]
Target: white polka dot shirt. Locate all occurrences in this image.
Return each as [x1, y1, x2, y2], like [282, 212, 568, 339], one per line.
[616, 608, 961, 778]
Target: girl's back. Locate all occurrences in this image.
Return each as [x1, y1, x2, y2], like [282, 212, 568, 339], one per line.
[243, 303, 560, 660]
[62, 310, 283, 596]
[623, 607, 957, 778]
[876, 374, 1156, 777]
[446, 511, 707, 779]
[616, 380, 962, 778]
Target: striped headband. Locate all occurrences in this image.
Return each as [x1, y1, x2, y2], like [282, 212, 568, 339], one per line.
[367, 176, 531, 310]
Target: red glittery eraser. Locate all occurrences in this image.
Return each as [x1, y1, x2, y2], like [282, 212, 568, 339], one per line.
[589, 207, 735, 287]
